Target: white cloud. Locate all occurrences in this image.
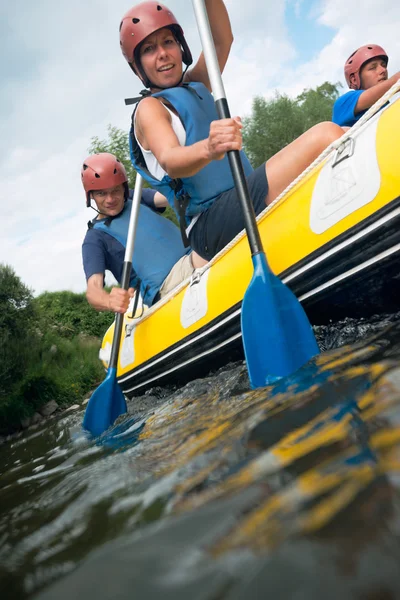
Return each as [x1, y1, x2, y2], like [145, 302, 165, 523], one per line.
[277, 0, 400, 98]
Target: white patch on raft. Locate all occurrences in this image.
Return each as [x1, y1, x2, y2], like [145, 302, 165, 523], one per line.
[120, 322, 135, 368]
[310, 115, 381, 234]
[99, 342, 111, 366]
[180, 269, 210, 328]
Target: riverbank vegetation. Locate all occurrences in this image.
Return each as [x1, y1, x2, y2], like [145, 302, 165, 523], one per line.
[0, 264, 114, 433]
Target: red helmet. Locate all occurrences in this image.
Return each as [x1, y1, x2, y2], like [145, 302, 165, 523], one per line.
[119, 1, 192, 87]
[344, 44, 388, 90]
[81, 153, 128, 207]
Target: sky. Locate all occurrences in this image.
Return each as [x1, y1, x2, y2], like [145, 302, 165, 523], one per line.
[1, 0, 400, 295]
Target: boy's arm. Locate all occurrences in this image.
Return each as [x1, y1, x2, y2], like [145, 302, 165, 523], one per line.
[86, 274, 134, 313]
[140, 188, 167, 212]
[355, 71, 400, 114]
[153, 191, 168, 208]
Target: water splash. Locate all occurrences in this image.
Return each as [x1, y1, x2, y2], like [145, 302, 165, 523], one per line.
[0, 314, 400, 599]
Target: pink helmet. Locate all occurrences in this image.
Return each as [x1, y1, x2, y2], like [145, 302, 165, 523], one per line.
[119, 1, 192, 87]
[344, 44, 388, 90]
[81, 153, 128, 207]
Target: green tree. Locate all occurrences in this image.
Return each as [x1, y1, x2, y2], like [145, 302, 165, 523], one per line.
[0, 264, 36, 400]
[89, 125, 137, 188]
[242, 93, 304, 167]
[0, 268, 108, 432]
[297, 81, 342, 130]
[243, 81, 342, 167]
[0, 264, 34, 329]
[89, 125, 178, 225]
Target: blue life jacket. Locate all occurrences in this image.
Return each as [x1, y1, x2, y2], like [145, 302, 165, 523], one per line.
[129, 82, 253, 240]
[91, 199, 188, 306]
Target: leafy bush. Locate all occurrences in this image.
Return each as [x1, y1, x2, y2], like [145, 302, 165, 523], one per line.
[0, 264, 109, 432]
[33, 291, 114, 338]
[0, 332, 105, 433]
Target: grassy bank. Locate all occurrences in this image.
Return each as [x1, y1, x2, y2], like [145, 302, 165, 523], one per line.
[0, 332, 105, 433]
[0, 265, 114, 433]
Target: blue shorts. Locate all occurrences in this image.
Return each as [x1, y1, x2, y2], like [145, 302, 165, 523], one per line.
[189, 164, 268, 261]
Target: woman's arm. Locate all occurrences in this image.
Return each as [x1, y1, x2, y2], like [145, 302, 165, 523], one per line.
[137, 97, 243, 179]
[186, 0, 233, 90]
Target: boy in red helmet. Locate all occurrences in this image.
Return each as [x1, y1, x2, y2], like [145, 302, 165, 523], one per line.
[81, 153, 205, 314]
[333, 44, 399, 128]
[119, 1, 344, 261]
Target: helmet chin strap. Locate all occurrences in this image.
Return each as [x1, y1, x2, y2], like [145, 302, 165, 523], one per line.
[88, 197, 126, 226]
[88, 201, 102, 216]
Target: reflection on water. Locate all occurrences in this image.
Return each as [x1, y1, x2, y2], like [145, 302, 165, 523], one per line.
[1, 314, 400, 599]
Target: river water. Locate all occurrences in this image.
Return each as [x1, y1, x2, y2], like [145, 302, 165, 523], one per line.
[1, 313, 400, 599]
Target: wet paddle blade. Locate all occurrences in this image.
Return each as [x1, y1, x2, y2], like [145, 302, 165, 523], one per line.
[83, 367, 127, 437]
[241, 253, 320, 388]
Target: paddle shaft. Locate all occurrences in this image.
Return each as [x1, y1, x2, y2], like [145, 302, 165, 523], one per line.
[192, 0, 263, 256]
[109, 175, 144, 369]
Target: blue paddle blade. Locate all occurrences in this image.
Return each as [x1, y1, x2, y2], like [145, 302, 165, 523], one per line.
[82, 367, 127, 437]
[241, 252, 320, 388]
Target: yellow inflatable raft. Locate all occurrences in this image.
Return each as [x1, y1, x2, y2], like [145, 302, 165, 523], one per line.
[100, 87, 400, 397]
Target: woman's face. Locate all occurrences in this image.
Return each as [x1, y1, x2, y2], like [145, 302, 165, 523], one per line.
[139, 27, 183, 88]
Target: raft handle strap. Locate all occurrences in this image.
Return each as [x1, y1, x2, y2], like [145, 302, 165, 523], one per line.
[169, 179, 191, 247]
[332, 137, 355, 168]
[128, 279, 144, 319]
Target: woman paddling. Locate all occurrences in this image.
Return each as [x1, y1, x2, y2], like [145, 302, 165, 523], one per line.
[120, 0, 344, 260]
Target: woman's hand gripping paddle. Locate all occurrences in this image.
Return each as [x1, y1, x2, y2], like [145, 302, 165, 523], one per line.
[83, 175, 144, 436]
[192, 0, 320, 387]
